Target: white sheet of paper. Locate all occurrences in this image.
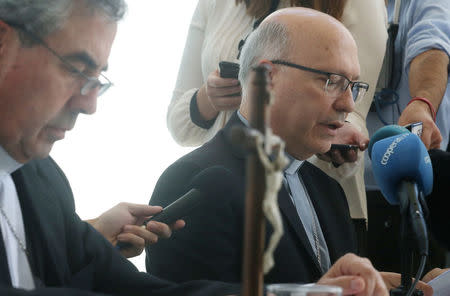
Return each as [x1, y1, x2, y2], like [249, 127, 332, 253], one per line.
[428, 269, 450, 296]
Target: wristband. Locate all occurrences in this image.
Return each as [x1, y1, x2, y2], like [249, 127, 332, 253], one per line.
[189, 90, 217, 129]
[407, 97, 436, 122]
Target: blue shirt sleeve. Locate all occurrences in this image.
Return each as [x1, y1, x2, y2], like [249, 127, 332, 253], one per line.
[404, 0, 450, 69]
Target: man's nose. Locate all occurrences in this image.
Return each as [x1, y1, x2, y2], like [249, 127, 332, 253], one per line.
[69, 89, 99, 115]
[334, 87, 355, 113]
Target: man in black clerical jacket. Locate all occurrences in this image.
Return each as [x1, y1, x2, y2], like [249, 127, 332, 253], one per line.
[146, 7, 442, 292]
[0, 0, 236, 294]
[147, 8, 364, 284]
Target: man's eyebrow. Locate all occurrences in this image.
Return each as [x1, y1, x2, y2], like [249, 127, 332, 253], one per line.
[338, 72, 359, 81]
[62, 52, 108, 72]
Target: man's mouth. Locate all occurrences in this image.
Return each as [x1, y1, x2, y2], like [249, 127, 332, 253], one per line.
[45, 126, 68, 140]
[325, 121, 344, 130]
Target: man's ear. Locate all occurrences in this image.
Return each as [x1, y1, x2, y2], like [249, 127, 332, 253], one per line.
[0, 21, 19, 83]
[0, 21, 12, 55]
[258, 59, 276, 90]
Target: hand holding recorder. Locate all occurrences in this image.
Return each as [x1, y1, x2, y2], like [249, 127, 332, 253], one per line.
[87, 203, 185, 258]
[195, 61, 242, 121]
[317, 121, 369, 167]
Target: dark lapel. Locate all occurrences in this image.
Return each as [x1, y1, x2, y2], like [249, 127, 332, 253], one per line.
[278, 179, 323, 274]
[12, 161, 67, 286]
[0, 223, 12, 286]
[222, 112, 251, 160]
[224, 112, 322, 274]
[300, 162, 342, 263]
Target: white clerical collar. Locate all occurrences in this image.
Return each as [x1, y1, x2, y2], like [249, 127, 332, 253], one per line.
[284, 153, 304, 176]
[0, 145, 22, 180]
[237, 110, 250, 127]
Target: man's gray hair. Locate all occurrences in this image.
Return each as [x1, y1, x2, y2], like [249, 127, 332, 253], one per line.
[0, 0, 127, 44]
[238, 21, 290, 97]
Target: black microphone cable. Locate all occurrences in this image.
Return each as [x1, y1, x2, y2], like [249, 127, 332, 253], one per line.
[405, 254, 426, 296]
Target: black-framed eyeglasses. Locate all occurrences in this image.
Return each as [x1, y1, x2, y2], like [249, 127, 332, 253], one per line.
[7, 23, 113, 97]
[271, 60, 369, 102]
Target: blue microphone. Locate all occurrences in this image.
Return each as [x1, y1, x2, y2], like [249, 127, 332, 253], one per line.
[368, 124, 410, 159]
[371, 133, 432, 255]
[371, 133, 433, 204]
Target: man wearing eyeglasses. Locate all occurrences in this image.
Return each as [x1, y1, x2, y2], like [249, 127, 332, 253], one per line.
[0, 0, 241, 294]
[0, 0, 186, 261]
[145, 7, 436, 293]
[2, 17, 182, 261]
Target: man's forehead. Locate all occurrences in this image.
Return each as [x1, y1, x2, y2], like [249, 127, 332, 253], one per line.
[45, 6, 117, 72]
[285, 24, 360, 79]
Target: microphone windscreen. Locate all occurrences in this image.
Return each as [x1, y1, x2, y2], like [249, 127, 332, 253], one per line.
[189, 166, 239, 197]
[371, 133, 433, 205]
[368, 125, 410, 159]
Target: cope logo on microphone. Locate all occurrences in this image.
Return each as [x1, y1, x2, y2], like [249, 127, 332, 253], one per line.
[381, 134, 409, 165]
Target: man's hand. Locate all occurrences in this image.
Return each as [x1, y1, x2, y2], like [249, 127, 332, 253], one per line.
[318, 253, 388, 296]
[316, 121, 369, 167]
[86, 203, 185, 258]
[380, 272, 432, 296]
[398, 101, 442, 149]
[404, 49, 449, 149]
[196, 69, 242, 120]
[422, 267, 449, 283]
[376, 268, 449, 296]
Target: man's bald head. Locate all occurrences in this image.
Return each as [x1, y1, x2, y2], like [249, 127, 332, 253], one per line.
[262, 6, 350, 39]
[238, 7, 360, 160]
[239, 7, 358, 101]
[263, 8, 358, 76]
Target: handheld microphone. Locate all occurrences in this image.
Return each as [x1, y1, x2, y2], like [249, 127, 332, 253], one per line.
[371, 133, 432, 255]
[118, 166, 236, 250]
[145, 166, 236, 225]
[370, 133, 433, 204]
[368, 124, 410, 159]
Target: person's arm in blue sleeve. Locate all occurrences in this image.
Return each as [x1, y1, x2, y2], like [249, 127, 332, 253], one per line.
[397, 0, 450, 149]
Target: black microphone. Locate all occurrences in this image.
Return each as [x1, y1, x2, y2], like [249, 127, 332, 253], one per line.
[145, 166, 236, 225]
[117, 166, 236, 250]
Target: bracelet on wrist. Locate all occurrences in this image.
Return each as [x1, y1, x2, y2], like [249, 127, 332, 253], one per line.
[407, 97, 436, 122]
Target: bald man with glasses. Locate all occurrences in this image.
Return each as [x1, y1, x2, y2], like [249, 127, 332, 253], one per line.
[146, 7, 375, 285]
[146, 8, 442, 292]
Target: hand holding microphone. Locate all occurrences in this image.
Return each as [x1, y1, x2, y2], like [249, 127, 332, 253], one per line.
[88, 203, 185, 258]
[116, 166, 236, 254]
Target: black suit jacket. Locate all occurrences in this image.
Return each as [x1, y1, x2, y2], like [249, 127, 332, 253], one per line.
[0, 157, 239, 295]
[428, 149, 450, 249]
[146, 113, 357, 284]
